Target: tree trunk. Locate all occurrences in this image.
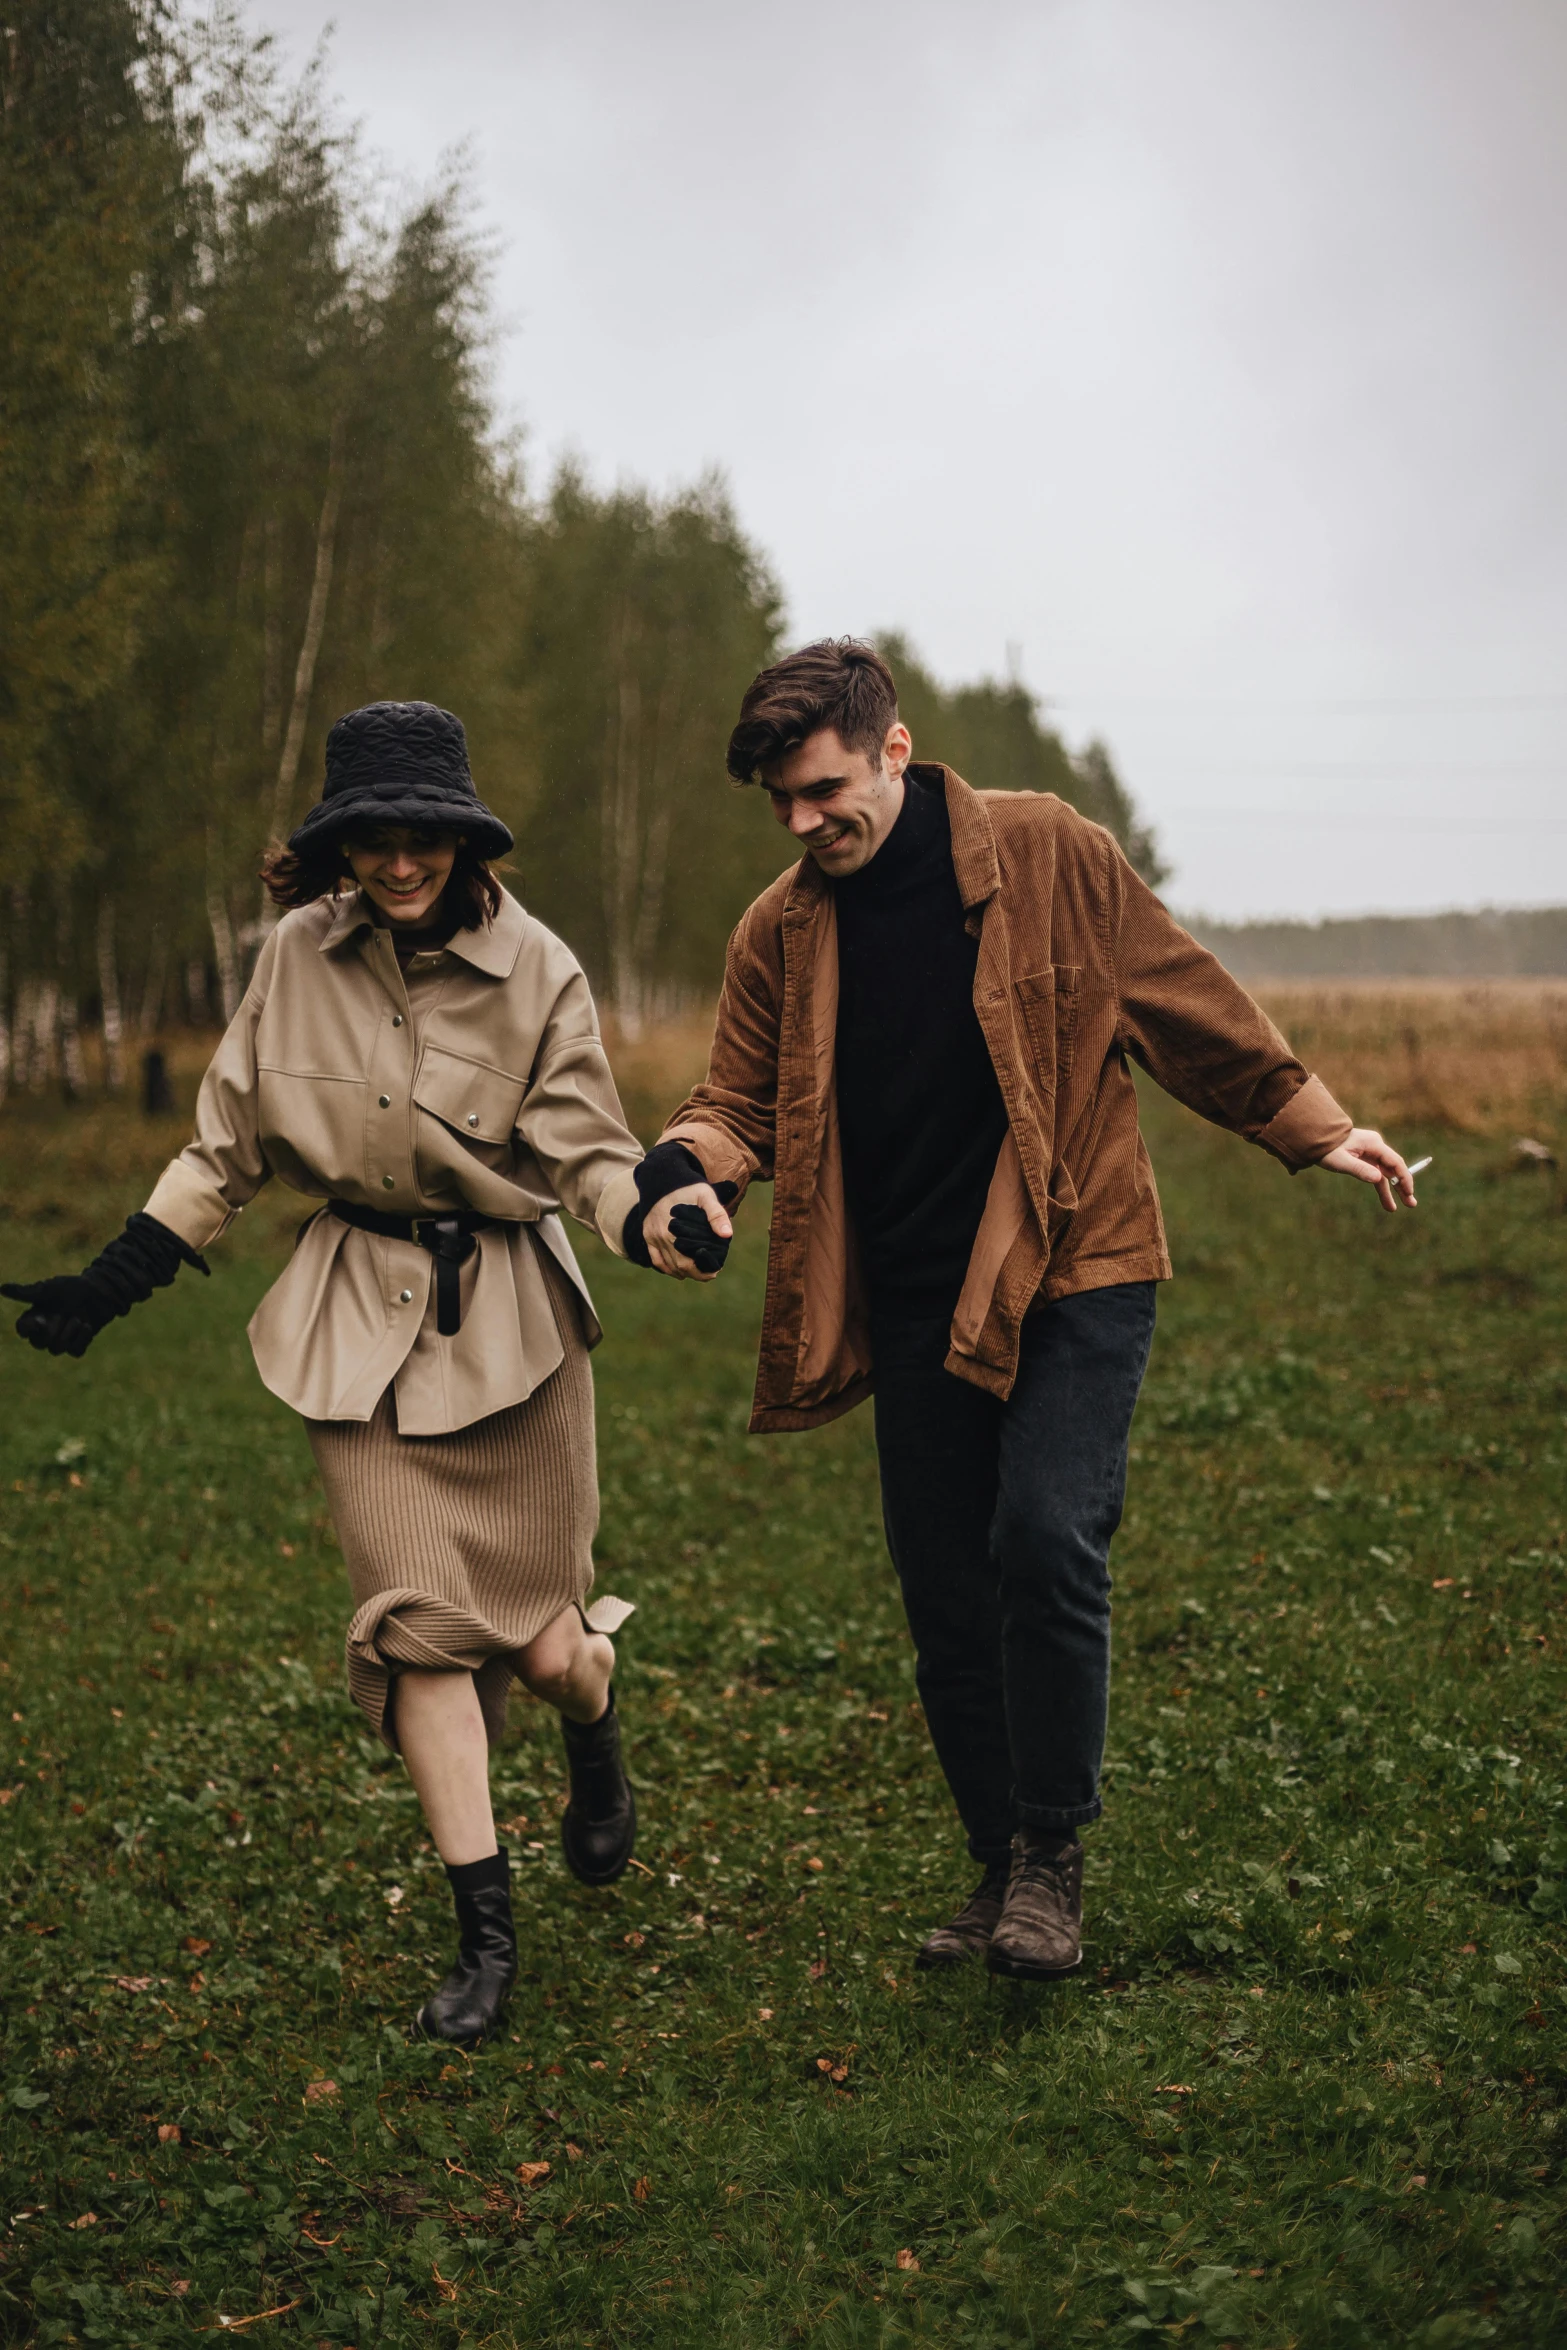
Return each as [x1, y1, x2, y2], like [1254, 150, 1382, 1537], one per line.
[138, 928, 167, 1040]
[206, 825, 241, 1023]
[58, 988, 85, 1100]
[630, 657, 682, 994]
[96, 896, 125, 1092]
[263, 414, 346, 888]
[23, 978, 57, 1093]
[186, 959, 210, 1027]
[601, 602, 644, 1035]
[53, 895, 83, 1100]
[261, 513, 284, 757]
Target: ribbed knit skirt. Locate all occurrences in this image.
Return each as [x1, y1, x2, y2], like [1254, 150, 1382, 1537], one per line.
[306, 1253, 631, 1749]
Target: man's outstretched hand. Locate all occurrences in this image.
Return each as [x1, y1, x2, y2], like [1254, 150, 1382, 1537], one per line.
[1319, 1128, 1417, 1212]
[643, 1183, 735, 1281]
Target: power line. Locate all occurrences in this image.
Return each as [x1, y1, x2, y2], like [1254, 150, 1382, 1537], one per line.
[1047, 693, 1567, 715]
[1165, 810, 1567, 834]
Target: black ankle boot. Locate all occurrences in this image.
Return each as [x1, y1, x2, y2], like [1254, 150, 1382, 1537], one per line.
[417, 1848, 517, 2045]
[560, 1688, 636, 1886]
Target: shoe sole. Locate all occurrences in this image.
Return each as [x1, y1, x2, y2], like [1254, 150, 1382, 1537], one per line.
[415, 2006, 506, 2046]
[986, 1950, 1081, 1981]
[561, 1795, 637, 1887]
[915, 1943, 989, 1970]
[561, 1847, 631, 1887]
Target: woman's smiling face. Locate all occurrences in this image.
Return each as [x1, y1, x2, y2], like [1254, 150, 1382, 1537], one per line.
[343, 826, 460, 926]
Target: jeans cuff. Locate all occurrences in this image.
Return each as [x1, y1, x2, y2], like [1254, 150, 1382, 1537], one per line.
[967, 1836, 1017, 1868]
[1017, 1797, 1102, 1832]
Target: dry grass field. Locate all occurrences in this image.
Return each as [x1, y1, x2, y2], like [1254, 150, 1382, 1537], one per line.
[1254, 984, 1567, 1146]
[607, 983, 1567, 1153]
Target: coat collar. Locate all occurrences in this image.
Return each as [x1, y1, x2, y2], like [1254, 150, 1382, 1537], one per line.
[780, 762, 1000, 919]
[318, 885, 526, 978]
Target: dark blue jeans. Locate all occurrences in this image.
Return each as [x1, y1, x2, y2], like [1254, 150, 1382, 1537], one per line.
[871, 1281, 1157, 1864]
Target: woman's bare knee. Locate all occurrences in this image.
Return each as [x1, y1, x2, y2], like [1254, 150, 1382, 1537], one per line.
[516, 1612, 584, 1700]
[515, 1609, 613, 1715]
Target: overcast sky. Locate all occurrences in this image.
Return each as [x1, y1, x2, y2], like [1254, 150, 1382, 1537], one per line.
[261, 0, 1567, 920]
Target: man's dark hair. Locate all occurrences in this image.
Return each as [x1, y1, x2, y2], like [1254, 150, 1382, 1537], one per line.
[726, 638, 899, 784]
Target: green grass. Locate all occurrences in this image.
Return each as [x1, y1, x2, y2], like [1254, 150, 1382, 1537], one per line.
[0, 1081, 1564, 2347]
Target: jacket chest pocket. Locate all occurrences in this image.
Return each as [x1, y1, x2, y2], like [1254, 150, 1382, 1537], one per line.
[413, 1044, 527, 1143]
[1014, 965, 1082, 1094]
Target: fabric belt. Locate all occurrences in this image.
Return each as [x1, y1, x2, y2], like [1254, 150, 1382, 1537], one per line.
[327, 1200, 501, 1337]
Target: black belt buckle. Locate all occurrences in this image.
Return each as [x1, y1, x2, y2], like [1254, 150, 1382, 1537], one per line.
[419, 1216, 477, 1338]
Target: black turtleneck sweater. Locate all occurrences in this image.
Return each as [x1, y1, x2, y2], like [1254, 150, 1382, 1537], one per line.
[832, 770, 1010, 1311]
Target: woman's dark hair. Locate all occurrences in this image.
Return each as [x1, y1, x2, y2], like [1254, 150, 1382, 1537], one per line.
[726, 637, 900, 784]
[259, 830, 503, 927]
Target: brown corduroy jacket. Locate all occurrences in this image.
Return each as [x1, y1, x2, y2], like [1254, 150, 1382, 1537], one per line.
[660, 767, 1353, 1434]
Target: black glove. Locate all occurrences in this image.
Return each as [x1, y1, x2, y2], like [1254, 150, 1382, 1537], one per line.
[2, 1214, 210, 1358]
[622, 1140, 737, 1271]
[667, 1201, 730, 1275]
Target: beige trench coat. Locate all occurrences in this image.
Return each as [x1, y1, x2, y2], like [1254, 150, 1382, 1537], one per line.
[144, 888, 644, 1434]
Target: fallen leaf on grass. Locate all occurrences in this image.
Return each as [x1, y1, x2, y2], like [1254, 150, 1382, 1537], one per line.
[805, 1856, 824, 1873]
[1406, 2174, 1428, 2191]
[157, 2124, 181, 2144]
[757, 2007, 774, 2020]
[68, 2213, 98, 2230]
[170, 2280, 190, 2296]
[895, 2249, 919, 2272]
[431, 2263, 458, 2304]
[1155, 2084, 1194, 2096]
[116, 1977, 152, 1994]
[808, 1958, 827, 1981]
[565, 2141, 584, 2160]
[1432, 1578, 1455, 1590]
[303, 2080, 339, 2104]
[633, 2176, 651, 2202]
[515, 2162, 551, 2186]
[182, 1938, 212, 1957]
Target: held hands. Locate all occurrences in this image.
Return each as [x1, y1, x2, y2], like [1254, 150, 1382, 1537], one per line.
[1318, 1128, 1417, 1212]
[643, 1183, 735, 1281]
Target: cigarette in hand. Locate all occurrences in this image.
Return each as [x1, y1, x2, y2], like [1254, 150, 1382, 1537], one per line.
[1406, 1156, 1432, 1178]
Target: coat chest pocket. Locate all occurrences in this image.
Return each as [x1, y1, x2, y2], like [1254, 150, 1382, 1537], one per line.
[1015, 965, 1083, 1091]
[413, 1045, 527, 1143]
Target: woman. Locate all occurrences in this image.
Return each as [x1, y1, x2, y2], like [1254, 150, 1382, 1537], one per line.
[2, 700, 661, 2047]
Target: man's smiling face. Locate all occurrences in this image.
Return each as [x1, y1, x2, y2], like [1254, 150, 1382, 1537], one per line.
[763, 722, 912, 876]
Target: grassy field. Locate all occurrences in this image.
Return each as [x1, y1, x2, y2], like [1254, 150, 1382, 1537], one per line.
[0, 1028, 1564, 2347]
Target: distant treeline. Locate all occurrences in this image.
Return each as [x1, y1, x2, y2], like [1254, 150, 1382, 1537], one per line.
[1187, 907, 1567, 981]
[1, 0, 1159, 1099]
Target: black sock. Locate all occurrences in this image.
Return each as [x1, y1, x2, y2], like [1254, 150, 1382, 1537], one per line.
[1025, 1827, 1082, 1860]
[445, 1846, 509, 1894]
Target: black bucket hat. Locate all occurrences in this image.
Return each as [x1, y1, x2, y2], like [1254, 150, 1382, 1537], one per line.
[287, 701, 514, 860]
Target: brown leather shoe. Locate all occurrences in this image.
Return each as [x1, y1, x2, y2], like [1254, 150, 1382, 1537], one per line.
[986, 1831, 1084, 1979]
[914, 1864, 1010, 1970]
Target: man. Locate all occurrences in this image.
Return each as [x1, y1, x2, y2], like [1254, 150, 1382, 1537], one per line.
[628, 639, 1414, 1980]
